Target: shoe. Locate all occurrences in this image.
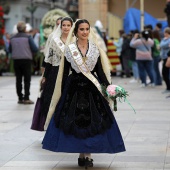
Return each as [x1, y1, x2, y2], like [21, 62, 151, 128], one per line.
[85, 157, 93, 169]
[78, 158, 85, 167]
[140, 83, 146, 87]
[148, 83, 155, 87]
[166, 95, 170, 98]
[126, 75, 131, 78]
[23, 99, 34, 104]
[162, 90, 170, 94]
[129, 79, 137, 83]
[18, 100, 24, 104]
[146, 79, 150, 84]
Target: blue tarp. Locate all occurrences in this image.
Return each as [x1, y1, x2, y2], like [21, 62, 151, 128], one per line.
[123, 8, 168, 33]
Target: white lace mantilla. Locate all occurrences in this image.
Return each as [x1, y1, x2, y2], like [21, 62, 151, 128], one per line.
[44, 37, 64, 66]
[65, 41, 99, 73]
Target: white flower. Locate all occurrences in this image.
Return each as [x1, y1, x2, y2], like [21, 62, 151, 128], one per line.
[42, 9, 68, 26]
[44, 27, 53, 38]
[0, 49, 6, 56]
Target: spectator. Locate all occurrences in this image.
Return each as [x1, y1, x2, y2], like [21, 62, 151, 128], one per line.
[152, 30, 162, 85]
[121, 33, 131, 77]
[9, 21, 38, 104]
[32, 28, 41, 75]
[164, 0, 170, 27]
[165, 53, 170, 98]
[160, 27, 170, 93]
[144, 25, 153, 40]
[129, 30, 140, 83]
[144, 24, 153, 31]
[155, 23, 164, 39]
[130, 31, 154, 87]
[33, 28, 40, 49]
[3, 32, 10, 57]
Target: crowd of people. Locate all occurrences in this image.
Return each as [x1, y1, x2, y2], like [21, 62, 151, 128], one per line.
[112, 23, 170, 98]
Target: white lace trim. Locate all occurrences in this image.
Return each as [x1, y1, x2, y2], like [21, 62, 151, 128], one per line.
[44, 37, 64, 66]
[65, 41, 99, 73]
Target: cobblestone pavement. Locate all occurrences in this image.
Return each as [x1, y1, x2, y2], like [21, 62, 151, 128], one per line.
[0, 76, 170, 170]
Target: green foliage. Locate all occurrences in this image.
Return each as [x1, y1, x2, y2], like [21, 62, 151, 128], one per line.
[101, 84, 129, 101]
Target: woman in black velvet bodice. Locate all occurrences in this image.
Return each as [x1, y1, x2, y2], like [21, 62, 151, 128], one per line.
[41, 17, 73, 117]
[54, 54, 113, 139]
[42, 19, 125, 169]
[31, 17, 73, 131]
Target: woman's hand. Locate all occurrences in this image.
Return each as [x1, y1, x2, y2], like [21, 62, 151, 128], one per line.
[40, 77, 46, 90]
[41, 77, 46, 84]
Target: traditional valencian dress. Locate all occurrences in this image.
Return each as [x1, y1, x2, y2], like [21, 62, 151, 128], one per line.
[42, 40, 125, 153]
[31, 37, 65, 131]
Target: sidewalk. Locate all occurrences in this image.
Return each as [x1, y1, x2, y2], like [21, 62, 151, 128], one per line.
[0, 76, 170, 170]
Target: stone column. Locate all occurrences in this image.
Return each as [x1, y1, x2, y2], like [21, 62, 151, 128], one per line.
[78, 0, 108, 29]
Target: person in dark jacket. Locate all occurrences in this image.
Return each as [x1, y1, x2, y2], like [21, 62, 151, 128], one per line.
[121, 33, 132, 77]
[9, 21, 38, 104]
[164, 0, 170, 27]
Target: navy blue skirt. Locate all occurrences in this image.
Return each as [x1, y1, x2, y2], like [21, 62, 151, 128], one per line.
[42, 73, 125, 153]
[42, 115, 125, 153]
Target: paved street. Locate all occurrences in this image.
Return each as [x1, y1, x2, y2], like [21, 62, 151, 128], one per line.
[0, 75, 170, 170]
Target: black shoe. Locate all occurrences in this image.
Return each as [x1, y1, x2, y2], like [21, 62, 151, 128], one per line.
[85, 157, 93, 169]
[78, 157, 85, 167]
[166, 95, 170, 98]
[23, 99, 34, 104]
[18, 100, 24, 104]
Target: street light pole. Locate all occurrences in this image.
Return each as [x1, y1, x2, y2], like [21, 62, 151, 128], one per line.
[26, 0, 37, 28]
[51, 0, 56, 9]
[140, 0, 144, 31]
[31, 0, 34, 27]
[126, 0, 129, 11]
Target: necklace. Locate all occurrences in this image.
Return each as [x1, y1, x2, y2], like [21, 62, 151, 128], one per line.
[60, 36, 67, 44]
[76, 40, 89, 58]
[77, 40, 88, 49]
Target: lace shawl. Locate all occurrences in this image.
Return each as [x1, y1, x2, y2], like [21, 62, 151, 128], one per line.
[65, 41, 99, 72]
[44, 37, 64, 66]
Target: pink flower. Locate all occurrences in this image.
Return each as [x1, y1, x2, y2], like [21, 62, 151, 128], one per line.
[106, 85, 118, 96]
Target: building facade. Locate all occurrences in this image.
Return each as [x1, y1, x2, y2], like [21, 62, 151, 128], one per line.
[108, 0, 166, 20]
[3, 0, 79, 34]
[3, 0, 51, 34]
[78, 0, 167, 38]
[3, 0, 168, 36]
[79, 0, 108, 29]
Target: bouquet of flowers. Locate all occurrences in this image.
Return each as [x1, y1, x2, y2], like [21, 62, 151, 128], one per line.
[102, 84, 129, 111]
